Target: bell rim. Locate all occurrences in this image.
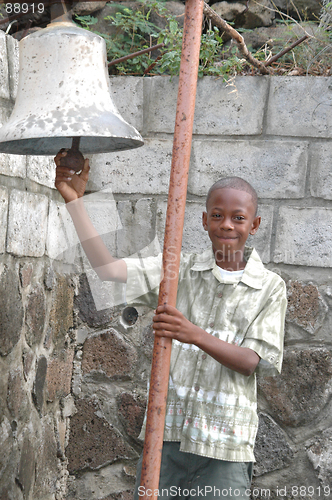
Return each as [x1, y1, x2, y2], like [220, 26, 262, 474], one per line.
[0, 136, 144, 156]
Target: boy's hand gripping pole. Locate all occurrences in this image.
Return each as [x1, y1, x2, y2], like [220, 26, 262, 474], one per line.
[139, 1, 204, 498]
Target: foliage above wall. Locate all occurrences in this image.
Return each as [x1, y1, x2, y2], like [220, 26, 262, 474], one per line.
[0, 0, 331, 79]
[72, 0, 332, 78]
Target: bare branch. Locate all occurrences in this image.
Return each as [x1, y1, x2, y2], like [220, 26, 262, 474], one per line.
[265, 35, 309, 66]
[203, 2, 272, 75]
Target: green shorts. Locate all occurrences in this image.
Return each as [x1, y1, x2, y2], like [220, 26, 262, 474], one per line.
[134, 442, 253, 499]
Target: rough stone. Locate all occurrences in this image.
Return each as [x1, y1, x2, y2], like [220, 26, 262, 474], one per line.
[19, 262, 33, 288]
[81, 329, 137, 379]
[273, 0, 323, 20]
[7, 368, 29, 421]
[88, 138, 173, 194]
[22, 349, 34, 381]
[72, 1, 106, 15]
[150, 1, 185, 29]
[258, 348, 332, 427]
[213, 2, 247, 22]
[44, 265, 55, 290]
[0, 417, 13, 479]
[49, 274, 74, 351]
[65, 462, 136, 500]
[309, 142, 332, 200]
[189, 139, 307, 199]
[16, 435, 35, 499]
[0, 266, 24, 356]
[25, 284, 46, 347]
[0, 186, 8, 253]
[66, 398, 136, 473]
[74, 273, 114, 327]
[286, 281, 328, 334]
[117, 392, 146, 439]
[93, 3, 136, 37]
[140, 324, 154, 360]
[7, 190, 49, 257]
[32, 356, 47, 415]
[214, 0, 275, 28]
[145, 76, 269, 136]
[34, 416, 58, 497]
[266, 77, 332, 138]
[241, 0, 275, 28]
[254, 412, 294, 476]
[307, 428, 332, 488]
[56, 418, 67, 459]
[274, 207, 332, 267]
[46, 350, 74, 401]
[106, 491, 134, 500]
[241, 23, 319, 52]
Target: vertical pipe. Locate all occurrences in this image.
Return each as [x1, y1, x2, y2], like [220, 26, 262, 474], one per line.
[139, 1, 204, 498]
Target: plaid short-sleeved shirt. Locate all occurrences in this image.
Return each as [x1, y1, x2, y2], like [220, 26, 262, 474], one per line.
[124, 247, 287, 462]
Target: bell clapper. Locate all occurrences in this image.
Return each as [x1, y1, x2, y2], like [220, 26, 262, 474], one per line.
[59, 137, 85, 172]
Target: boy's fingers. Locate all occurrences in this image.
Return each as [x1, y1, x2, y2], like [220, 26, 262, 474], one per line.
[56, 167, 76, 175]
[155, 304, 176, 315]
[79, 158, 90, 178]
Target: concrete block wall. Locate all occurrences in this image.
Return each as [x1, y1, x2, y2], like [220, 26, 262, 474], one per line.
[0, 30, 332, 499]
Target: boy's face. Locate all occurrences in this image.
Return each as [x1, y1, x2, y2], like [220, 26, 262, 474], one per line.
[202, 187, 261, 267]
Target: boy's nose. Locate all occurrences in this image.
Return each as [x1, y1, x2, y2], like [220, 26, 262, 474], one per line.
[220, 219, 234, 230]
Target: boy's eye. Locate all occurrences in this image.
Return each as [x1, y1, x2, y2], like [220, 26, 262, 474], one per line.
[234, 216, 245, 220]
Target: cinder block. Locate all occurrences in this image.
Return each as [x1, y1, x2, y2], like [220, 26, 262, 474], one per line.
[109, 76, 143, 132]
[309, 142, 332, 200]
[84, 192, 121, 236]
[274, 206, 332, 267]
[47, 194, 120, 263]
[189, 139, 308, 199]
[27, 156, 55, 188]
[87, 138, 173, 194]
[266, 76, 332, 138]
[247, 204, 274, 264]
[156, 199, 209, 255]
[145, 76, 269, 135]
[0, 31, 9, 100]
[7, 190, 49, 257]
[6, 35, 19, 100]
[0, 186, 8, 253]
[117, 198, 155, 257]
[0, 153, 26, 178]
[144, 76, 178, 134]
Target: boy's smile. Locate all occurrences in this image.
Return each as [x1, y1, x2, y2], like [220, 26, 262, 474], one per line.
[202, 187, 261, 270]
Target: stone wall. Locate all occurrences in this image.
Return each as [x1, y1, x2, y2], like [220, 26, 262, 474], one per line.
[1, 30, 332, 500]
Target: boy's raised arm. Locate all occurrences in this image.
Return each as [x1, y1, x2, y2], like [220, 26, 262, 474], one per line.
[54, 151, 127, 283]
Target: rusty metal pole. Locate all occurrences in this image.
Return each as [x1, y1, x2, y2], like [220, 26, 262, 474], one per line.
[139, 0, 204, 498]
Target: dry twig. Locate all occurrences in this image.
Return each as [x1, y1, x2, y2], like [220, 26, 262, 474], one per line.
[203, 2, 272, 75]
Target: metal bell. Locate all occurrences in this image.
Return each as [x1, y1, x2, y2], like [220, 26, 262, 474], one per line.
[0, 21, 144, 155]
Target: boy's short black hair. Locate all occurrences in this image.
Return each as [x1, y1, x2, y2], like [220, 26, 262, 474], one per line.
[206, 177, 258, 215]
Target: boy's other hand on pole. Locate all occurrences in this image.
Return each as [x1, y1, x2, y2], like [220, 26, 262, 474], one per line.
[153, 304, 200, 345]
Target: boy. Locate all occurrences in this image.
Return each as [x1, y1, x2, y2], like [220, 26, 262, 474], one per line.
[55, 153, 287, 499]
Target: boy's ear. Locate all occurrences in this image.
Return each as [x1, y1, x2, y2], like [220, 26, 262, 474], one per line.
[202, 211, 208, 231]
[249, 216, 261, 235]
